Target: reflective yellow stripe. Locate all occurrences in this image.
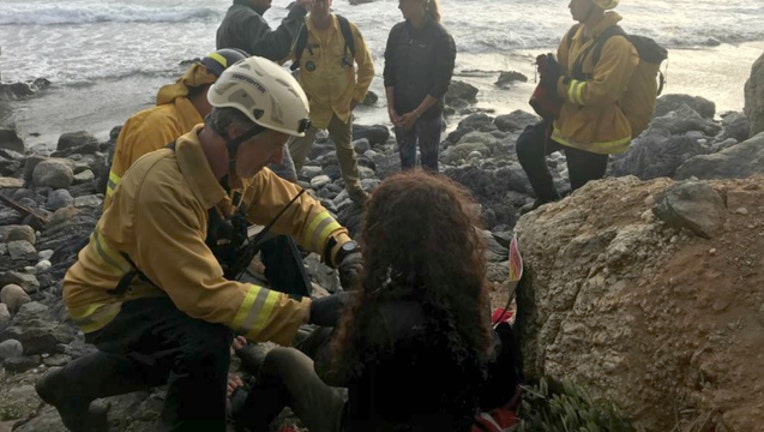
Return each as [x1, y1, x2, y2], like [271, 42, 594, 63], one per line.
[568, 79, 585, 105]
[302, 211, 339, 252]
[207, 52, 227, 68]
[551, 126, 632, 155]
[93, 229, 130, 274]
[233, 285, 280, 339]
[69, 302, 122, 334]
[106, 170, 121, 197]
[574, 81, 586, 105]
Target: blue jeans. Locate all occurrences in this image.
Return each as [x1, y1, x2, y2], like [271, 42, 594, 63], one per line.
[395, 115, 442, 172]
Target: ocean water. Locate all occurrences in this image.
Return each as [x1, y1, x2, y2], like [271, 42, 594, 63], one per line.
[1, 0, 762, 148]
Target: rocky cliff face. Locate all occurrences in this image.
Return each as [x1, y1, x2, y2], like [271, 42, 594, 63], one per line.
[515, 175, 764, 431]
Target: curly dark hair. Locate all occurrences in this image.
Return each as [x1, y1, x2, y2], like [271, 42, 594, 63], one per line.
[333, 170, 492, 378]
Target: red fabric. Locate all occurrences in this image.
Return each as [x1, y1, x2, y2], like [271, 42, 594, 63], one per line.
[491, 308, 514, 324]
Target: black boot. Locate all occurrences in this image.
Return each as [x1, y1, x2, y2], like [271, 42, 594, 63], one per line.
[35, 351, 155, 432]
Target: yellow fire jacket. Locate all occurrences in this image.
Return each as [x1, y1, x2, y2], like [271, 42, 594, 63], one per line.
[104, 63, 216, 210]
[296, 14, 374, 129]
[65, 125, 352, 345]
[552, 12, 639, 155]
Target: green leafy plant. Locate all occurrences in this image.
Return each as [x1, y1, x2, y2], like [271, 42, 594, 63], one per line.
[515, 377, 637, 432]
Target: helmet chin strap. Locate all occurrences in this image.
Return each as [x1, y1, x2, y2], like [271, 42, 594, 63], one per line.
[224, 124, 265, 180]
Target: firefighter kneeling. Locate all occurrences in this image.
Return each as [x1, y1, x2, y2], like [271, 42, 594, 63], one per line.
[35, 56, 361, 432]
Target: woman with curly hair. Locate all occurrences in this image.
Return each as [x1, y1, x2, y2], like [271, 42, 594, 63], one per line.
[231, 170, 494, 431]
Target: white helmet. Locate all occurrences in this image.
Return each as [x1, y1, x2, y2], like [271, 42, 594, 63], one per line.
[207, 56, 311, 137]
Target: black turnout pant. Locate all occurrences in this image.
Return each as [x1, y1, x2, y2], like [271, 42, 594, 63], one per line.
[63, 297, 234, 432]
[516, 120, 609, 201]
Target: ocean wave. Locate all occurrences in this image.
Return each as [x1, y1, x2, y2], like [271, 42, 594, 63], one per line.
[0, 4, 219, 25]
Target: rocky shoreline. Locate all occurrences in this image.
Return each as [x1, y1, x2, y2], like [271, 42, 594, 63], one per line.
[0, 52, 763, 431]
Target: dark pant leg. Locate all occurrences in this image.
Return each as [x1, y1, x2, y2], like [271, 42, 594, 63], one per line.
[561, 144, 609, 191]
[90, 297, 234, 432]
[417, 116, 443, 172]
[516, 121, 563, 201]
[395, 125, 419, 170]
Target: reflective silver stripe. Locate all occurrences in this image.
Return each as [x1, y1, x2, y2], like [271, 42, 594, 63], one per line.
[309, 217, 334, 251]
[238, 287, 272, 335]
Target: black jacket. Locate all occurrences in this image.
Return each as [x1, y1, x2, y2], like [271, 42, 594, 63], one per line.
[216, 1, 307, 60]
[316, 301, 485, 432]
[383, 19, 456, 120]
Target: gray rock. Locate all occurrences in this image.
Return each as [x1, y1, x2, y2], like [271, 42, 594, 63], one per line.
[0, 303, 10, 325]
[38, 249, 54, 260]
[0, 301, 76, 355]
[310, 175, 332, 189]
[35, 260, 52, 272]
[720, 111, 750, 142]
[73, 194, 103, 208]
[361, 90, 378, 106]
[3, 355, 40, 373]
[0, 124, 24, 153]
[72, 168, 95, 184]
[675, 132, 764, 180]
[495, 71, 528, 88]
[33, 158, 74, 188]
[610, 119, 712, 180]
[494, 110, 540, 132]
[23, 154, 46, 182]
[446, 80, 478, 105]
[0, 284, 31, 315]
[57, 130, 98, 152]
[649, 104, 721, 136]
[0, 384, 39, 420]
[0, 243, 6, 256]
[652, 181, 726, 238]
[7, 240, 36, 260]
[1, 272, 40, 293]
[353, 138, 371, 154]
[0, 224, 35, 244]
[46, 188, 74, 211]
[744, 52, 764, 137]
[352, 124, 390, 146]
[0, 339, 23, 359]
[299, 165, 323, 180]
[654, 94, 716, 119]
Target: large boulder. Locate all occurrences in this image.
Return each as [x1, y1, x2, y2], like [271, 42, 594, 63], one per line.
[744, 52, 764, 138]
[32, 158, 74, 188]
[55, 130, 99, 155]
[654, 94, 716, 119]
[514, 175, 764, 431]
[494, 110, 539, 133]
[445, 80, 478, 106]
[675, 132, 764, 180]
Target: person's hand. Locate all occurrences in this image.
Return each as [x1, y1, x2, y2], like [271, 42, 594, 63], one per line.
[399, 111, 419, 130]
[338, 250, 363, 290]
[227, 375, 244, 398]
[309, 291, 358, 326]
[295, 0, 314, 11]
[540, 53, 563, 94]
[388, 107, 402, 126]
[231, 335, 247, 352]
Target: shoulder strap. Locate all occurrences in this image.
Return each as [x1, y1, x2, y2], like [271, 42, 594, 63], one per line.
[592, 25, 627, 66]
[571, 25, 626, 79]
[564, 23, 581, 48]
[336, 15, 356, 59]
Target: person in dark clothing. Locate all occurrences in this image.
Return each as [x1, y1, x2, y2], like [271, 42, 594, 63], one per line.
[216, 0, 313, 60]
[231, 170, 494, 432]
[384, 0, 455, 172]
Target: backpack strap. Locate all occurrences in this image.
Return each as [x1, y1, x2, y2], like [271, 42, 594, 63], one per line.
[564, 23, 581, 49]
[290, 15, 355, 71]
[571, 25, 626, 80]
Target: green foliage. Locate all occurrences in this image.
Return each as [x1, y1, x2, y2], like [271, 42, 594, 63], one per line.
[515, 377, 637, 432]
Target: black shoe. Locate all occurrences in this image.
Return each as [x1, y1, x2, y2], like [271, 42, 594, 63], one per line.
[519, 198, 554, 215]
[36, 367, 109, 432]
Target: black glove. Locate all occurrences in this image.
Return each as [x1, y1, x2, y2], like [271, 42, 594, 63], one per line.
[309, 291, 357, 327]
[337, 250, 363, 290]
[540, 53, 563, 94]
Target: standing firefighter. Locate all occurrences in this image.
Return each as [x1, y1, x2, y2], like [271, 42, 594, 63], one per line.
[36, 57, 362, 432]
[517, 0, 639, 214]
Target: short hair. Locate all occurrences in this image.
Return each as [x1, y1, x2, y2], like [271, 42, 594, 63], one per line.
[205, 107, 257, 138]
